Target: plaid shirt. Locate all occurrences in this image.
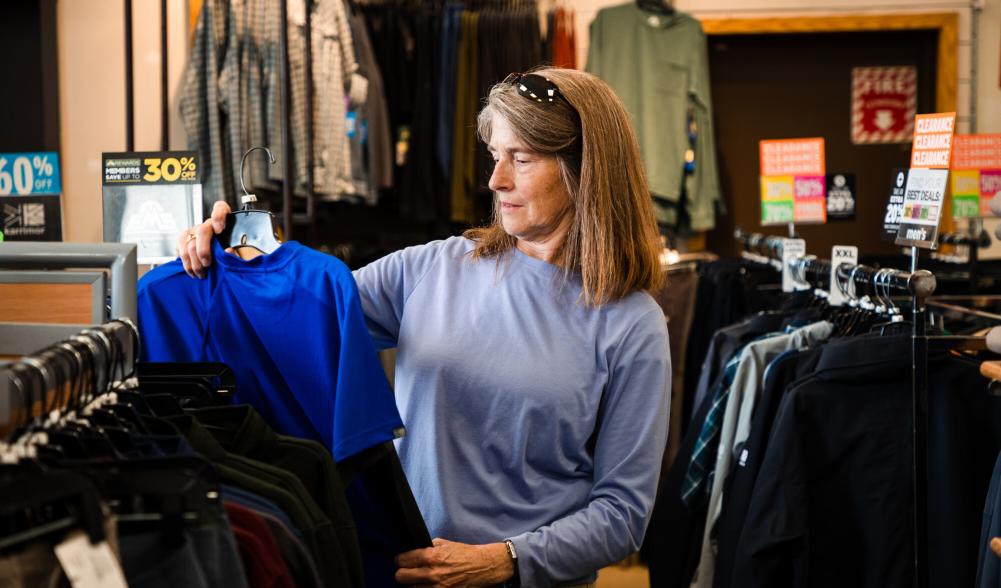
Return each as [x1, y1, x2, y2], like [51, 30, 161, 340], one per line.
[181, 0, 357, 206]
[681, 352, 741, 507]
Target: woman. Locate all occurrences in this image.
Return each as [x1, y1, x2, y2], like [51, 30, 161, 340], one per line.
[179, 67, 670, 587]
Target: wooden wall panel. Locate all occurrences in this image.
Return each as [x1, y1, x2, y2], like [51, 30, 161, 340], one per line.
[0, 283, 94, 324]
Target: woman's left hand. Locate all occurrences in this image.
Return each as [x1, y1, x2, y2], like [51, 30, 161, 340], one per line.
[395, 538, 515, 587]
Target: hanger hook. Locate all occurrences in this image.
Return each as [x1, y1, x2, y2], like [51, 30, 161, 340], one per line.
[240, 147, 276, 199]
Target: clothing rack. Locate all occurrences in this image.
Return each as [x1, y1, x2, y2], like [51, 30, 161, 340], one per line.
[122, 0, 315, 238]
[0, 320, 139, 435]
[734, 229, 937, 588]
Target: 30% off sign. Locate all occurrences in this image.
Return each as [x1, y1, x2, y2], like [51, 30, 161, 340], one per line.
[142, 155, 197, 183]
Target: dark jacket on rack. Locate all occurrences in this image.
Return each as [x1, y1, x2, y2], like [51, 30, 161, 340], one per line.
[733, 334, 1001, 588]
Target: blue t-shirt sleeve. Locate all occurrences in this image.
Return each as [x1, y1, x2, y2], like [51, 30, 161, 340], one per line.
[508, 308, 672, 586]
[352, 239, 450, 349]
[330, 267, 406, 460]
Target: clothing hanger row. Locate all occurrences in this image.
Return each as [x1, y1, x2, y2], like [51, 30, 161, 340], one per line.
[1, 320, 139, 440]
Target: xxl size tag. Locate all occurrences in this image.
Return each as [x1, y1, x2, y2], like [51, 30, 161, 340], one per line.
[781, 238, 806, 293]
[54, 531, 128, 588]
[829, 245, 858, 306]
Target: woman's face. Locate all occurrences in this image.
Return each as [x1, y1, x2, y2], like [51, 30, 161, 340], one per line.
[487, 116, 572, 248]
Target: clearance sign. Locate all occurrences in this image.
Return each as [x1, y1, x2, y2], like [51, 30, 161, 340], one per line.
[895, 112, 955, 249]
[950, 134, 1001, 218]
[759, 138, 826, 226]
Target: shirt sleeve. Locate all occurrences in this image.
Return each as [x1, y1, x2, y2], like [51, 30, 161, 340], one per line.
[352, 239, 449, 350]
[329, 267, 405, 461]
[508, 308, 671, 586]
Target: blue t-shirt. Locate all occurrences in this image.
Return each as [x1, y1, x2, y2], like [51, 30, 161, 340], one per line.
[137, 240, 403, 462]
[353, 237, 671, 587]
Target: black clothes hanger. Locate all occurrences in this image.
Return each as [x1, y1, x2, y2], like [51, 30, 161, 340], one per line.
[217, 146, 283, 255]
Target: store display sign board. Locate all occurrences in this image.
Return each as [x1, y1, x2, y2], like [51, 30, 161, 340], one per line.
[781, 238, 806, 293]
[950, 134, 1001, 217]
[851, 66, 917, 144]
[894, 112, 955, 248]
[882, 169, 908, 242]
[759, 138, 826, 225]
[102, 151, 201, 265]
[910, 112, 956, 169]
[0, 151, 61, 195]
[0, 151, 63, 242]
[894, 168, 949, 249]
[826, 173, 856, 221]
[829, 245, 858, 306]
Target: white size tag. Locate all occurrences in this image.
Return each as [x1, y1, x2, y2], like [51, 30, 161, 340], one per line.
[54, 531, 128, 588]
[781, 239, 806, 293]
[829, 245, 858, 306]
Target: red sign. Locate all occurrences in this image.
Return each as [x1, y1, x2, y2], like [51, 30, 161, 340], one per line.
[851, 66, 917, 144]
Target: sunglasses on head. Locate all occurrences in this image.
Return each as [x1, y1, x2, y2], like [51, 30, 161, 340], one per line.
[503, 72, 577, 114]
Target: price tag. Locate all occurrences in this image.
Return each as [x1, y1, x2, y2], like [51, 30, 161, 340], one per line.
[829, 245, 858, 306]
[894, 168, 949, 249]
[0, 152, 61, 196]
[53, 531, 129, 588]
[781, 238, 806, 293]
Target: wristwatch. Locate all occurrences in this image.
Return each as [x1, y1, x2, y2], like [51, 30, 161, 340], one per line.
[502, 540, 520, 587]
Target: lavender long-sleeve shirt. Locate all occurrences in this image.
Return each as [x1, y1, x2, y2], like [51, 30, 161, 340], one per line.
[354, 237, 670, 586]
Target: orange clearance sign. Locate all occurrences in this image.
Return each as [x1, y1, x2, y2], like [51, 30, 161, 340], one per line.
[760, 138, 825, 176]
[910, 112, 956, 169]
[952, 134, 1001, 169]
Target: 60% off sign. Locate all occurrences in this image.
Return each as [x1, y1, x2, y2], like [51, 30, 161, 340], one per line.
[0, 153, 59, 195]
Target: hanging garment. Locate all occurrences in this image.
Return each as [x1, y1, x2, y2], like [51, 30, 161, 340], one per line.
[225, 502, 296, 588]
[651, 266, 700, 468]
[450, 11, 478, 224]
[711, 346, 823, 588]
[586, 3, 722, 231]
[344, 10, 392, 204]
[178, 0, 232, 212]
[435, 5, 463, 190]
[977, 451, 1001, 588]
[733, 334, 1001, 588]
[137, 241, 431, 587]
[551, 7, 577, 69]
[185, 403, 364, 585]
[690, 321, 834, 588]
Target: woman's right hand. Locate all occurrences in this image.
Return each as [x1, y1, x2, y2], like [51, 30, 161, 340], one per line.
[177, 201, 232, 278]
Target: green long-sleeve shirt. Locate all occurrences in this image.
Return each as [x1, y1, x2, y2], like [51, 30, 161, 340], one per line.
[587, 4, 723, 231]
